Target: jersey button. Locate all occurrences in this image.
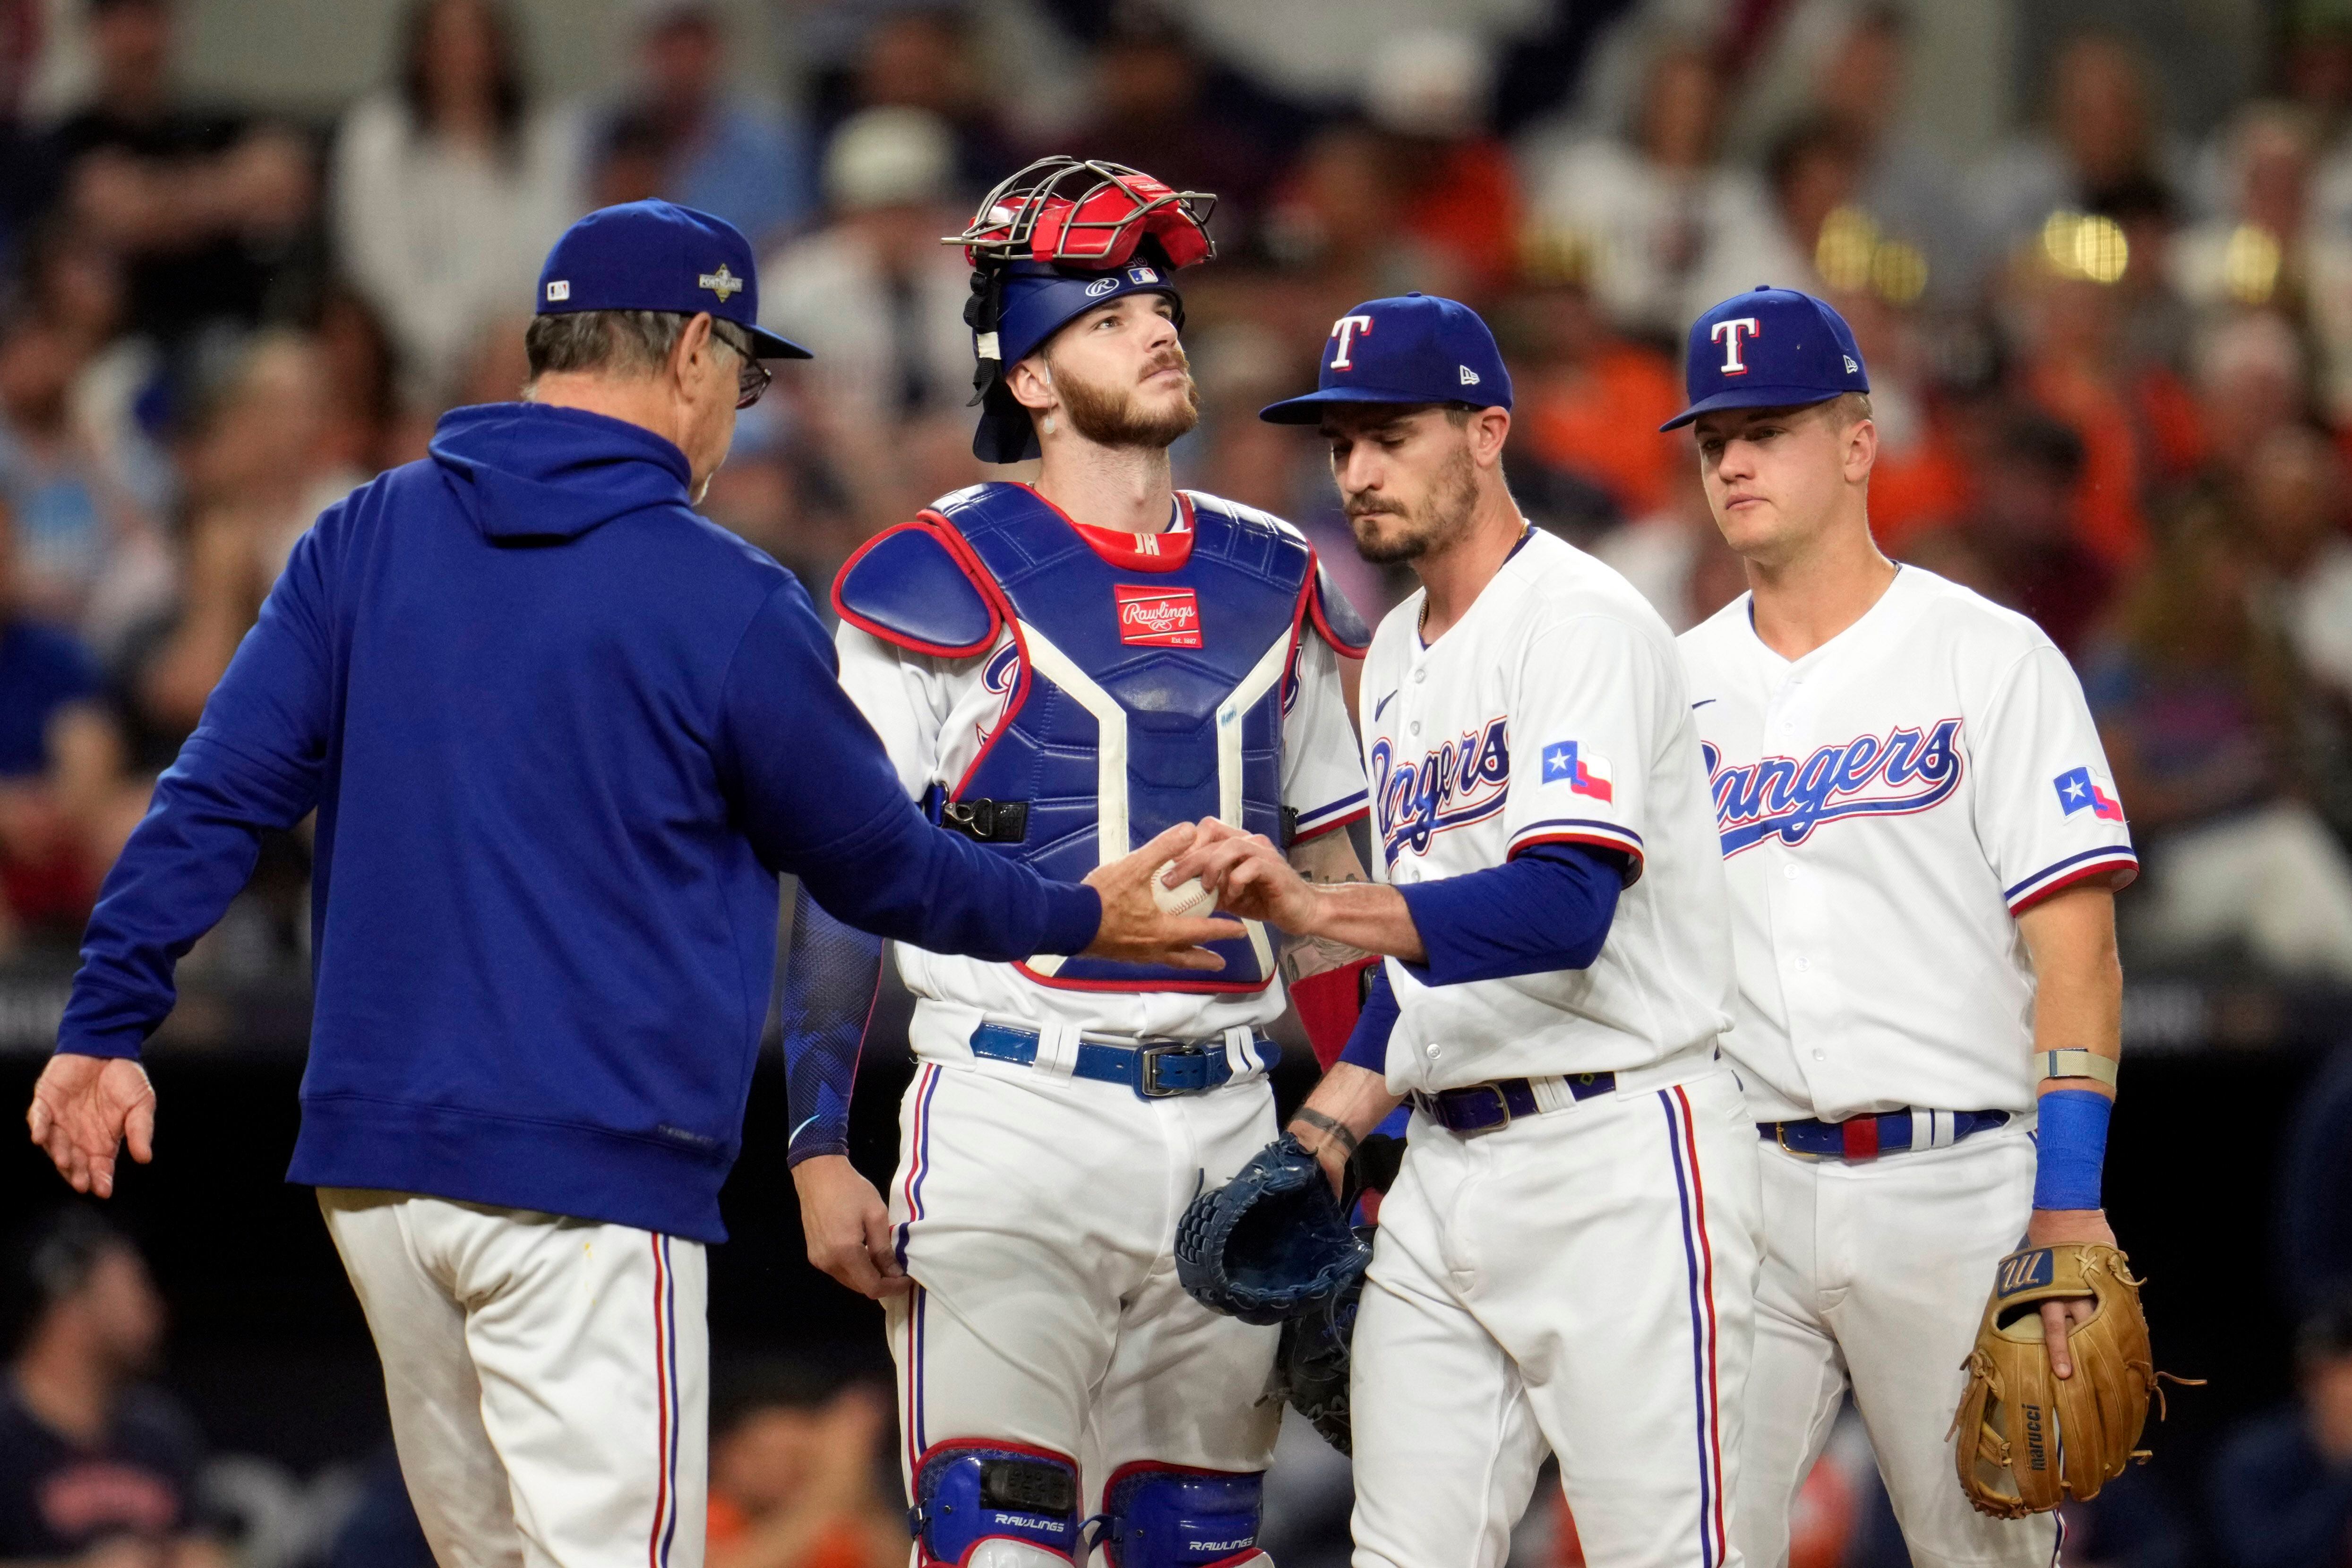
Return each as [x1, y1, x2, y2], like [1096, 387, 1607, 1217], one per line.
[1782, 864, 1799, 881]
[1811, 1049, 1826, 1062]
[1793, 957, 1811, 972]
[1409, 721, 1422, 735]
[1414, 668, 1427, 683]
[1424, 1043, 1441, 1058]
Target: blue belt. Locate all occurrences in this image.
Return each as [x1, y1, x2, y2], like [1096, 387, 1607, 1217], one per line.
[1413, 1071, 1618, 1133]
[1760, 1108, 2009, 1161]
[968, 1022, 1277, 1100]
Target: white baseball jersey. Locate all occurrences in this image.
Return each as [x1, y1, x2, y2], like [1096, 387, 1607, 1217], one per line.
[1677, 565, 2138, 1124]
[1360, 526, 1734, 1095]
[834, 522, 1367, 1048]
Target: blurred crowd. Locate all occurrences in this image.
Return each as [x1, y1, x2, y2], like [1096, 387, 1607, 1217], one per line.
[0, 0, 2346, 989]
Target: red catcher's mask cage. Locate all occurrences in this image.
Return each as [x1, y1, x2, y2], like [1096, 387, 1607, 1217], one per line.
[950, 157, 1217, 273]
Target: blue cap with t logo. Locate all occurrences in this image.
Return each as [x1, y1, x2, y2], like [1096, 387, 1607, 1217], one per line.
[1661, 285, 1867, 430]
[1257, 292, 1511, 423]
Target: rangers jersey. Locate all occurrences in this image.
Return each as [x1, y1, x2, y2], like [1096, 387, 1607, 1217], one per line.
[1677, 566, 2139, 1124]
[833, 482, 1368, 1045]
[1361, 525, 1733, 1093]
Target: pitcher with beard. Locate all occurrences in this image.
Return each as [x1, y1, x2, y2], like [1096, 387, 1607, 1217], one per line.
[776, 160, 1377, 1568]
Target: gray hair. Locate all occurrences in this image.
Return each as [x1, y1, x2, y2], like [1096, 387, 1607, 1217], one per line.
[524, 309, 753, 383]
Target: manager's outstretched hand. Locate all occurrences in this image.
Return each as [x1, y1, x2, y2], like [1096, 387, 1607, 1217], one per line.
[1082, 822, 1246, 968]
[1167, 818, 1322, 931]
[27, 1054, 155, 1198]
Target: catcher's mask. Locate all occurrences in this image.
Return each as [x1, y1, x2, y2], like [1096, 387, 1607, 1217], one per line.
[952, 156, 1218, 463]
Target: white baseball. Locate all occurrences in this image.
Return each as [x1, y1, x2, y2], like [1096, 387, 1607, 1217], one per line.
[1152, 860, 1217, 918]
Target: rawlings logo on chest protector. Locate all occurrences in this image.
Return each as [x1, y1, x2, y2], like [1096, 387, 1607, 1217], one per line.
[1114, 584, 1202, 647]
[1704, 717, 1965, 856]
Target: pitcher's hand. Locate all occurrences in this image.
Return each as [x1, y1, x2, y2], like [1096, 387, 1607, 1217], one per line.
[1082, 822, 1245, 968]
[27, 1054, 155, 1198]
[1167, 820, 1322, 933]
[793, 1154, 909, 1299]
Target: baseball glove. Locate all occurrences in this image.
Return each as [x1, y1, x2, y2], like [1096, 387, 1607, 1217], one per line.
[1175, 1134, 1371, 1326]
[1950, 1243, 2190, 1518]
[1272, 1247, 1367, 1454]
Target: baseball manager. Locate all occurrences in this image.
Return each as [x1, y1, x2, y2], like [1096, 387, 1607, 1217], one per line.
[22, 200, 1233, 1568]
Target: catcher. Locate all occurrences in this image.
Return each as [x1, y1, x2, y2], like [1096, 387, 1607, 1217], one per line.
[1665, 286, 2174, 1564]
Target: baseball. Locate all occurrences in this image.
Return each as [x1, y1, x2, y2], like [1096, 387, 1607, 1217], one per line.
[1152, 860, 1217, 918]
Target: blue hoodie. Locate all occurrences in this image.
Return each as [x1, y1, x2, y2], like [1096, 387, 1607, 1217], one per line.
[57, 403, 1100, 1242]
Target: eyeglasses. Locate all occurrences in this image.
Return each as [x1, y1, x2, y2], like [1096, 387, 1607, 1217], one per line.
[711, 323, 770, 409]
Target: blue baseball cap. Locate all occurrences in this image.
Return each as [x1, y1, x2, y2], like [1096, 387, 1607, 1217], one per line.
[1257, 293, 1511, 424]
[970, 258, 1186, 462]
[1662, 285, 1866, 430]
[535, 200, 811, 360]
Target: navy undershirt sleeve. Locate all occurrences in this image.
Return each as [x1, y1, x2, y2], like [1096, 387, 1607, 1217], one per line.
[718, 580, 1100, 959]
[1337, 961, 1399, 1073]
[777, 883, 884, 1167]
[1393, 842, 1625, 986]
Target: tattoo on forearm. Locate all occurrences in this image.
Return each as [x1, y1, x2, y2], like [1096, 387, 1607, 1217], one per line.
[1292, 1107, 1360, 1160]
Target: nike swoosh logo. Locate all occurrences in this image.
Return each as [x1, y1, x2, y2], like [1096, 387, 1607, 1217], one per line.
[1373, 689, 1400, 721]
[1691, 699, 1717, 710]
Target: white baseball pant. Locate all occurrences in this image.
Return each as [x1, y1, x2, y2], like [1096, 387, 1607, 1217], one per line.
[882, 1045, 1283, 1517]
[318, 1189, 708, 1568]
[1348, 1062, 1762, 1568]
[1733, 1124, 2060, 1568]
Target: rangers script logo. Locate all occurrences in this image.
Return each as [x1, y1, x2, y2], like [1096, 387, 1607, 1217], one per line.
[1113, 585, 1202, 648]
[1372, 717, 1510, 865]
[1704, 718, 1964, 856]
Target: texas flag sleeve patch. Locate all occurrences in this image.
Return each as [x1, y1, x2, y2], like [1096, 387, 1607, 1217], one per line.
[1542, 740, 1613, 802]
[2052, 765, 2123, 823]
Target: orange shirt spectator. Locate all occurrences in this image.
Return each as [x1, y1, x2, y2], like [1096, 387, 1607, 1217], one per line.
[1522, 343, 1683, 521]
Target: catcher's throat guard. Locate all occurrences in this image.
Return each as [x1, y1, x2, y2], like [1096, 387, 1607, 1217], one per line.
[1949, 1242, 2199, 1519]
[950, 158, 1219, 463]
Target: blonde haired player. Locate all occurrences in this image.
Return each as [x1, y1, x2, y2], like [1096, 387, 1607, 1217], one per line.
[1668, 287, 2137, 1568]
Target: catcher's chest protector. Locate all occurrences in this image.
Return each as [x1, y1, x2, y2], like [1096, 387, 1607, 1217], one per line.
[935, 483, 1311, 992]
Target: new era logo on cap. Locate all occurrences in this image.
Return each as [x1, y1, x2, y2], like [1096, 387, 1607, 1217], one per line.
[1459, 366, 1480, 385]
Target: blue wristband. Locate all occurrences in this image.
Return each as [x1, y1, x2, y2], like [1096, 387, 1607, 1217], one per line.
[2033, 1088, 2111, 1210]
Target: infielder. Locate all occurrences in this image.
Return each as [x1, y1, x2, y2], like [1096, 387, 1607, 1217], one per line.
[1173, 293, 1762, 1568]
[776, 160, 1375, 1568]
[24, 201, 1232, 1568]
[1667, 287, 2138, 1568]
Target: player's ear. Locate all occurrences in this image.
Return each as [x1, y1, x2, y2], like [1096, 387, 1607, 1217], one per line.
[1844, 413, 1878, 486]
[1470, 406, 1511, 469]
[1006, 355, 1057, 414]
[671, 312, 715, 395]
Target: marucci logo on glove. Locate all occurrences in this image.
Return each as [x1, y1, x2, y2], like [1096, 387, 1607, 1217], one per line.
[1114, 585, 1202, 647]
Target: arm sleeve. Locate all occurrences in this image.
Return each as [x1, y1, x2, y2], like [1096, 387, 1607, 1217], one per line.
[1498, 613, 1665, 882]
[1336, 960, 1399, 1072]
[716, 578, 1100, 958]
[1282, 631, 1369, 840]
[1972, 642, 2141, 912]
[1393, 842, 1624, 986]
[59, 524, 341, 1059]
[777, 881, 884, 1167]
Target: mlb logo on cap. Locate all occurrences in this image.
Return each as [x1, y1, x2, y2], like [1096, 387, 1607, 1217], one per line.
[1258, 292, 1512, 423]
[1661, 285, 1868, 430]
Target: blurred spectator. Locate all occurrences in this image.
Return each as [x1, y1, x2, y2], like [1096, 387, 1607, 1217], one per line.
[705, 1365, 903, 1568]
[1500, 228, 1680, 526]
[330, 0, 586, 414]
[0, 501, 139, 950]
[845, 9, 1015, 201]
[1359, 29, 1521, 301]
[2208, 1294, 2352, 1568]
[1972, 32, 2184, 265]
[2086, 512, 2352, 978]
[0, 1208, 222, 1567]
[1060, 14, 1277, 250]
[1682, 114, 1857, 336]
[2194, 310, 2311, 488]
[1900, 412, 2116, 656]
[0, 308, 151, 632]
[1805, 5, 1974, 303]
[45, 0, 319, 346]
[602, 0, 812, 252]
[2243, 425, 2352, 707]
[1524, 42, 1767, 343]
[128, 332, 361, 752]
[1593, 457, 1747, 636]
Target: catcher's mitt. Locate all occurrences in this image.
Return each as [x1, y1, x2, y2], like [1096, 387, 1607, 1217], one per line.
[1950, 1243, 2192, 1518]
[1175, 1134, 1371, 1326]
[1272, 1244, 1368, 1454]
